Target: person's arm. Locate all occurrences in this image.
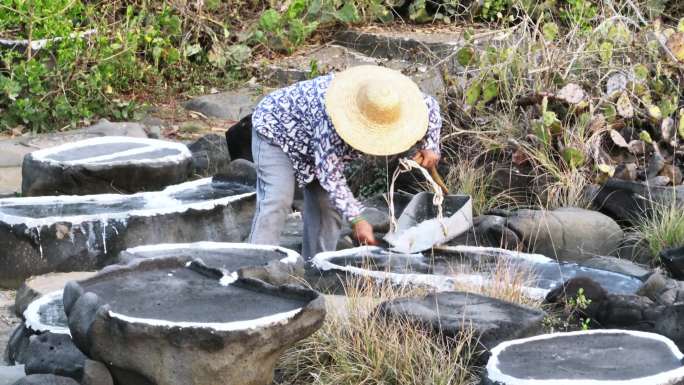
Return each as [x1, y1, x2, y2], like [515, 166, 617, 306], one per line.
[314, 121, 377, 245]
[414, 94, 442, 168]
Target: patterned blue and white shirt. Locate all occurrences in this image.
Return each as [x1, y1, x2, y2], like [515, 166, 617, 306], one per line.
[252, 73, 442, 221]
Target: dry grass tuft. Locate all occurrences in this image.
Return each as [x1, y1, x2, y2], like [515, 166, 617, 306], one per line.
[629, 200, 684, 264]
[275, 276, 478, 385]
[448, 257, 543, 308]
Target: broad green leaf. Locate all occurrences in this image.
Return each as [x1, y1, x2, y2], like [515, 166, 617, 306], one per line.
[647, 104, 663, 121]
[542, 22, 559, 41]
[563, 147, 586, 169]
[465, 81, 481, 106]
[639, 130, 653, 144]
[456, 47, 476, 67]
[165, 47, 180, 65]
[259, 10, 281, 32]
[481, 79, 499, 103]
[336, 2, 361, 24]
[286, 0, 307, 19]
[409, 0, 432, 23]
[616, 92, 634, 119]
[600, 41, 614, 63]
[633, 64, 649, 80]
[533, 121, 551, 146]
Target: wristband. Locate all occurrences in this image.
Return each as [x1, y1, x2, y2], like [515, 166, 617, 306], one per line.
[350, 215, 365, 225]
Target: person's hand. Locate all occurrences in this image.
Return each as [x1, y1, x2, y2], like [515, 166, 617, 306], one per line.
[413, 149, 440, 169]
[353, 220, 378, 246]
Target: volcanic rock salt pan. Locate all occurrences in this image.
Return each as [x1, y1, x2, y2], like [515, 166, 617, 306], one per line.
[484, 330, 684, 385]
[64, 256, 325, 385]
[0, 178, 255, 288]
[22, 136, 193, 196]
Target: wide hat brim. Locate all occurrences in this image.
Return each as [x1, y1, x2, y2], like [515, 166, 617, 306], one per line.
[325, 65, 429, 156]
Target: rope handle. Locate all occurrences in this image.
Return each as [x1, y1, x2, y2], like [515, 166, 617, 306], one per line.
[388, 158, 448, 235]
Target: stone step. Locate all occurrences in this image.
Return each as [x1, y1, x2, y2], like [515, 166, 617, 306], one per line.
[0, 177, 255, 288]
[483, 330, 684, 384]
[254, 44, 447, 102]
[22, 136, 193, 196]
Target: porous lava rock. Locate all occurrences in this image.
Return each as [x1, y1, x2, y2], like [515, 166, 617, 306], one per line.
[6, 291, 70, 365]
[80, 360, 113, 385]
[545, 277, 684, 350]
[64, 256, 325, 385]
[117, 242, 304, 286]
[0, 178, 255, 288]
[22, 136, 193, 196]
[378, 291, 545, 351]
[188, 134, 230, 176]
[483, 330, 684, 385]
[24, 333, 86, 380]
[591, 178, 684, 223]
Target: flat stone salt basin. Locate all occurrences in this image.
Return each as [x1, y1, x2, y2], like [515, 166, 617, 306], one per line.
[312, 246, 643, 298]
[0, 178, 255, 288]
[64, 256, 325, 385]
[118, 242, 304, 285]
[22, 136, 193, 196]
[484, 330, 684, 385]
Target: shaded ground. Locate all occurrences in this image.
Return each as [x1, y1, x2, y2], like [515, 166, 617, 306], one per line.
[0, 290, 18, 362]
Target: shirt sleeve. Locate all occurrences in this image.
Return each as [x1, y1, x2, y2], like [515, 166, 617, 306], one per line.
[416, 94, 442, 156]
[313, 121, 364, 221]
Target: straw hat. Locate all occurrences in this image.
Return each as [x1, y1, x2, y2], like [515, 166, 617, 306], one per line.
[325, 65, 428, 156]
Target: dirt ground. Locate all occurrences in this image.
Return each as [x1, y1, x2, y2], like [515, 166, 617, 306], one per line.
[0, 290, 19, 363]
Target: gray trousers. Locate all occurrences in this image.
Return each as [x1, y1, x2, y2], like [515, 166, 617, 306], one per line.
[248, 129, 342, 260]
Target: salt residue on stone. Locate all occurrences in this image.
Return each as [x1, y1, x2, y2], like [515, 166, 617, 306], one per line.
[0, 178, 255, 228]
[107, 307, 303, 332]
[486, 329, 684, 385]
[312, 246, 549, 299]
[30, 136, 191, 166]
[125, 242, 300, 265]
[23, 290, 70, 335]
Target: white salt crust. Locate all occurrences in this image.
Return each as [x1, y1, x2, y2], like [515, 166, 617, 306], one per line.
[108, 307, 303, 332]
[30, 136, 191, 166]
[312, 246, 549, 299]
[486, 329, 684, 385]
[0, 178, 255, 228]
[124, 242, 301, 266]
[23, 290, 70, 335]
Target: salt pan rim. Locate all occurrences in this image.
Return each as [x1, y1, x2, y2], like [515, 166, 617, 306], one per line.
[124, 242, 301, 265]
[312, 246, 549, 299]
[23, 290, 70, 335]
[30, 136, 192, 166]
[108, 307, 303, 332]
[436, 245, 554, 265]
[486, 329, 684, 385]
[0, 178, 255, 228]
